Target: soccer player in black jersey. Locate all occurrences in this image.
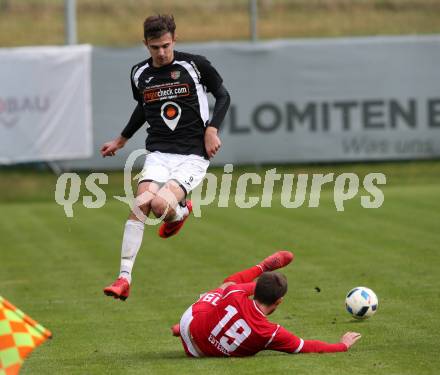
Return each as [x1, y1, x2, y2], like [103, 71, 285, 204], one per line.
[101, 15, 231, 300]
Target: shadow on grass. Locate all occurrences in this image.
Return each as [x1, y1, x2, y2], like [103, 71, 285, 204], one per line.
[93, 349, 288, 363]
[347, 319, 370, 324]
[89, 350, 183, 361]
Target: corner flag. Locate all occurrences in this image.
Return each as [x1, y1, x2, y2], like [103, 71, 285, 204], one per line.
[0, 296, 52, 375]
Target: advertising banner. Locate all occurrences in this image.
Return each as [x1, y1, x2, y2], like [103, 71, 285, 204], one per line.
[0, 45, 92, 164]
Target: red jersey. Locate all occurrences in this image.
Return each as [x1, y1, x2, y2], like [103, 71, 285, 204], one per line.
[189, 285, 304, 357]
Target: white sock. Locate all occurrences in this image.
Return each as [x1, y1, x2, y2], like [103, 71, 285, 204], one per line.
[169, 204, 189, 222]
[119, 220, 145, 284]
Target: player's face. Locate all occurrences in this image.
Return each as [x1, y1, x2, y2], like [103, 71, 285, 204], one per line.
[144, 32, 175, 67]
[267, 297, 283, 315]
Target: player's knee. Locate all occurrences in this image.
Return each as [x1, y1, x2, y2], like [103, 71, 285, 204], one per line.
[150, 198, 169, 218]
[129, 204, 149, 220]
[132, 198, 150, 214]
[139, 203, 150, 215]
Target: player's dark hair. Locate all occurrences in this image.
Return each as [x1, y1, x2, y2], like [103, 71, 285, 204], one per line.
[254, 272, 288, 306]
[143, 14, 176, 40]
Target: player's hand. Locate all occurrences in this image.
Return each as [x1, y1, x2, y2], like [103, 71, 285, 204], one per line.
[204, 126, 221, 159]
[340, 332, 361, 349]
[100, 136, 127, 157]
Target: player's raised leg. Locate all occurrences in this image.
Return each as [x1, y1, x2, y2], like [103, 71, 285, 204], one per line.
[158, 200, 192, 238]
[153, 180, 191, 238]
[258, 250, 294, 272]
[223, 250, 294, 285]
[158, 155, 209, 238]
[103, 181, 159, 300]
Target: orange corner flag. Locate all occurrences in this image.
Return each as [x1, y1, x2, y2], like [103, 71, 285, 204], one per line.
[0, 296, 52, 375]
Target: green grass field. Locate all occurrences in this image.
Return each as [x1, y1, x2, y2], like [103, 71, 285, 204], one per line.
[1, 161, 440, 374]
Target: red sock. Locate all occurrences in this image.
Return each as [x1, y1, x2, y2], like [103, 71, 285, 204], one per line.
[223, 265, 263, 284]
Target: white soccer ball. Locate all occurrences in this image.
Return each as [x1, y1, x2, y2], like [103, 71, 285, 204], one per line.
[345, 286, 378, 319]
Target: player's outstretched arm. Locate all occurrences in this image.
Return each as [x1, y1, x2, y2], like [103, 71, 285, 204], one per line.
[300, 331, 361, 353]
[267, 326, 361, 354]
[101, 103, 146, 157]
[340, 331, 362, 349]
[100, 135, 127, 157]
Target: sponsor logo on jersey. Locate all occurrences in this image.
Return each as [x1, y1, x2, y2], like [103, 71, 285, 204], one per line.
[170, 70, 180, 80]
[145, 77, 154, 83]
[143, 83, 189, 103]
[160, 101, 182, 131]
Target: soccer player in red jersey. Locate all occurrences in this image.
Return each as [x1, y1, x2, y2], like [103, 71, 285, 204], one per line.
[172, 251, 361, 357]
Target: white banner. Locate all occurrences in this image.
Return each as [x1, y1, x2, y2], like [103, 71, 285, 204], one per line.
[0, 45, 92, 164]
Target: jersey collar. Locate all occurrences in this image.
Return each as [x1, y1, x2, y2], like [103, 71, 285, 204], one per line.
[253, 300, 266, 317]
[148, 51, 178, 70]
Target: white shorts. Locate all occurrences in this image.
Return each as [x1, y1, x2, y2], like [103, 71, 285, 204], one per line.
[138, 151, 209, 194]
[179, 305, 201, 358]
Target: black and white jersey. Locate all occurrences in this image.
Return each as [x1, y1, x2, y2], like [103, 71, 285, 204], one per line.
[130, 51, 223, 157]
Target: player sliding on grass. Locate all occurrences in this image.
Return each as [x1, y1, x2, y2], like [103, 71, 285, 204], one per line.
[101, 14, 230, 301]
[172, 250, 361, 357]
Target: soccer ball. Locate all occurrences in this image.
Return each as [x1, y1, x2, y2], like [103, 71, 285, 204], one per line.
[345, 287, 378, 319]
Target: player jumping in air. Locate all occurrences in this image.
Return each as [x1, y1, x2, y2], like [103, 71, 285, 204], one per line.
[101, 14, 230, 300]
[172, 251, 361, 357]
